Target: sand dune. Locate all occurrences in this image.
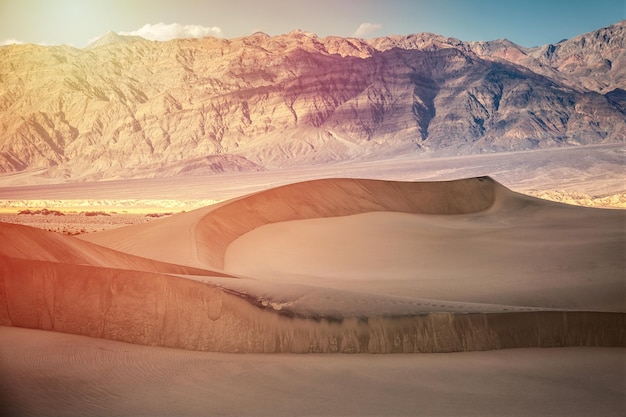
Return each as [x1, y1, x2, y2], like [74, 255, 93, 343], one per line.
[84, 176, 624, 310]
[82, 176, 499, 269]
[0, 221, 227, 276]
[1, 177, 624, 353]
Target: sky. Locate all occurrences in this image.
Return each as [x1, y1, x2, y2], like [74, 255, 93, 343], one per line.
[0, 0, 624, 48]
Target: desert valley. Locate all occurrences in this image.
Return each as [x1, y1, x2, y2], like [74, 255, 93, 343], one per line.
[0, 17, 624, 417]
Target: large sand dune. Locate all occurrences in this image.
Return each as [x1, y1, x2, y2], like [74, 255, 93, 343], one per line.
[1, 177, 624, 353]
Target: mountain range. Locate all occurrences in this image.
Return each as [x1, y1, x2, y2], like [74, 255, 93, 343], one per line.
[0, 21, 624, 180]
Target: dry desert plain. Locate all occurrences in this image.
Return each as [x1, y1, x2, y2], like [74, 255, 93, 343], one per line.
[0, 145, 625, 416]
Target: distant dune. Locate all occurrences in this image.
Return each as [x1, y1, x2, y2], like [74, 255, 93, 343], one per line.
[1, 177, 624, 353]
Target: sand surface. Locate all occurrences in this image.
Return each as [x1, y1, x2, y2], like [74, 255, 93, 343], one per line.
[224, 207, 623, 311]
[1, 326, 624, 417]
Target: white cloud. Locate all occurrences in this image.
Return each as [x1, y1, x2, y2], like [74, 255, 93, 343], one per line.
[1, 38, 25, 46]
[120, 23, 223, 41]
[353, 22, 382, 38]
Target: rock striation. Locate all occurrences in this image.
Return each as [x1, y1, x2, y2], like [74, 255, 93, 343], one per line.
[0, 22, 624, 180]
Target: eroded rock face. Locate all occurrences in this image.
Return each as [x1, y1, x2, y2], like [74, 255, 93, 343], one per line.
[468, 22, 626, 94]
[0, 22, 624, 180]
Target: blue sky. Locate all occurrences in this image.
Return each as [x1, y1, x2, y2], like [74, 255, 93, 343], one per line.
[0, 0, 624, 47]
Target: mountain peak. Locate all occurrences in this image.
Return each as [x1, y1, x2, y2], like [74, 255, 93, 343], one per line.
[287, 29, 318, 38]
[85, 31, 144, 49]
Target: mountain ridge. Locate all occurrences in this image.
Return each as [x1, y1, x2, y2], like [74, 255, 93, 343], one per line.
[0, 21, 624, 181]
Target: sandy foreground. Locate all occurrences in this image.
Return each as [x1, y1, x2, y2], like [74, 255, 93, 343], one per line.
[0, 152, 625, 415]
[1, 326, 624, 417]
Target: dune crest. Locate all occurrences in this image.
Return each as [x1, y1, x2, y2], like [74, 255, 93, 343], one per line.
[83, 176, 501, 269]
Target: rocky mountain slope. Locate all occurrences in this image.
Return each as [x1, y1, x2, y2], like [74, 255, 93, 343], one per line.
[0, 21, 624, 180]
